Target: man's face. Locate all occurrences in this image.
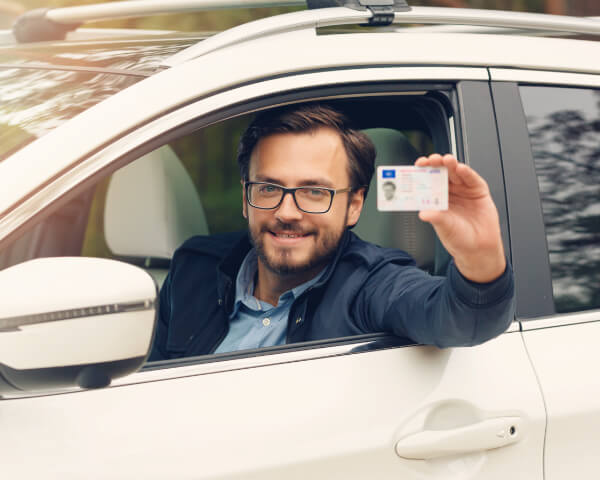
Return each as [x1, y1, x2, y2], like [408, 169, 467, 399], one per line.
[383, 183, 396, 201]
[243, 127, 364, 277]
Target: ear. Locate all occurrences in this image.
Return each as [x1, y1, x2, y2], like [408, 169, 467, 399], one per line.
[345, 188, 365, 228]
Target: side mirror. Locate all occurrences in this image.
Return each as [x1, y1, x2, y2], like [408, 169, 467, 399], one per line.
[0, 257, 157, 395]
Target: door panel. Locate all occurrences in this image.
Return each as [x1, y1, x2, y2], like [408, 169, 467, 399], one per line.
[0, 330, 544, 479]
[522, 318, 600, 480]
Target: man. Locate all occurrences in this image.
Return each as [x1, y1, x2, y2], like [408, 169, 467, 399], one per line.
[149, 103, 514, 360]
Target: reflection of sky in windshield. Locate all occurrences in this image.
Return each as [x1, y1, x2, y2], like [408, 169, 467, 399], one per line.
[521, 85, 600, 313]
[0, 68, 139, 161]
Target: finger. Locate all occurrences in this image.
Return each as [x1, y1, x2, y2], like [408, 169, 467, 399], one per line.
[415, 153, 444, 167]
[418, 209, 451, 233]
[418, 210, 440, 224]
[441, 154, 463, 185]
[454, 163, 488, 189]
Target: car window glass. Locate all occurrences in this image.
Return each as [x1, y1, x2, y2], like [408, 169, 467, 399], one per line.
[0, 94, 450, 359]
[79, 113, 440, 287]
[520, 85, 600, 314]
[0, 68, 140, 161]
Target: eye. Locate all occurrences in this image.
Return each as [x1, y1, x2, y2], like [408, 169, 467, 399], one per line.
[307, 188, 327, 197]
[258, 184, 278, 194]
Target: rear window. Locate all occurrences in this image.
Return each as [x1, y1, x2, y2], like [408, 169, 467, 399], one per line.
[0, 67, 140, 161]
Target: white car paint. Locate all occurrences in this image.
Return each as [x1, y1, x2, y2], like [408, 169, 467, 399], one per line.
[0, 329, 545, 479]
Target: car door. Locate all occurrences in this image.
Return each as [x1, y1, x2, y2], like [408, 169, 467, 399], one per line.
[0, 54, 546, 478]
[491, 70, 600, 480]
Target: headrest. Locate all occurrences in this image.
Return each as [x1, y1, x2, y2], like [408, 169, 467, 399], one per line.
[354, 128, 436, 270]
[104, 145, 208, 259]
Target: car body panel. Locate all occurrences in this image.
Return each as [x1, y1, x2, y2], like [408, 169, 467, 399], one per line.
[0, 330, 545, 479]
[0, 6, 598, 478]
[522, 316, 600, 480]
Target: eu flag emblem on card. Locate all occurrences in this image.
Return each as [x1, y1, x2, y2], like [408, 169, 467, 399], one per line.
[382, 169, 396, 178]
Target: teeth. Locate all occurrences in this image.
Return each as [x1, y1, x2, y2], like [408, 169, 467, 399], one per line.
[276, 233, 298, 238]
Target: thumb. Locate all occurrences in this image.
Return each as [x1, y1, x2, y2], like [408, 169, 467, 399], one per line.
[419, 210, 443, 225]
[419, 210, 454, 238]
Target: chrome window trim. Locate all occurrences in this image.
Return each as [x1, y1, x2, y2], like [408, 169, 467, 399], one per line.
[121, 321, 520, 386]
[123, 338, 398, 386]
[0, 66, 485, 241]
[2, 324, 521, 399]
[490, 68, 600, 87]
[521, 310, 600, 331]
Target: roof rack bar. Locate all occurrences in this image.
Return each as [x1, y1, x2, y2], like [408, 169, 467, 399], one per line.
[162, 6, 600, 68]
[46, 0, 305, 25]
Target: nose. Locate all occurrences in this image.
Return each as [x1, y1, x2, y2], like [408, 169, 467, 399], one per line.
[275, 191, 303, 222]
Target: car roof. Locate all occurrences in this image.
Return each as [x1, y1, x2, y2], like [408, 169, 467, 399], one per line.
[3, 3, 600, 72]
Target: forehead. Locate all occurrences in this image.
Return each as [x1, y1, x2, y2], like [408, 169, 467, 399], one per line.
[249, 127, 350, 186]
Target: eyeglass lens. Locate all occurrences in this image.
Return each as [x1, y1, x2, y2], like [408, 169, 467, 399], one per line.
[247, 184, 331, 213]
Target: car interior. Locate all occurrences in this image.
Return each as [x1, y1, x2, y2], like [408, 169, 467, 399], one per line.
[0, 93, 454, 310]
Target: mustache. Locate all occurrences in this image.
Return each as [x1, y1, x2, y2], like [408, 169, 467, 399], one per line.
[261, 220, 312, 235]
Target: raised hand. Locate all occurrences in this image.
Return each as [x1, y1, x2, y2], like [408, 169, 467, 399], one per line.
[415, 153, 506, 283]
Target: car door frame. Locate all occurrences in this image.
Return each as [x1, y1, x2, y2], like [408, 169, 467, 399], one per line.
[0, 65, 521, 380]
[490, 68, 600, 480]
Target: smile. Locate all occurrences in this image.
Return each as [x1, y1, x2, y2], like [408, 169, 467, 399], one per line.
[268, 231, 311, 244]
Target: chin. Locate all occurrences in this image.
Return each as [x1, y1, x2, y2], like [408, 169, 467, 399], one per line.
[263, 250, 315, 275]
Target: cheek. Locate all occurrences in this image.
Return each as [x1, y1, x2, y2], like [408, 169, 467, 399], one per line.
[247, 209, 269, 228]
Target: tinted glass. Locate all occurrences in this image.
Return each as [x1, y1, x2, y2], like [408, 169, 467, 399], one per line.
[520, 85, 600, 313]
[0, 68, 140, 161]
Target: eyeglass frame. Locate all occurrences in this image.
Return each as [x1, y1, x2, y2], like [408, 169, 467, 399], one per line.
[244, 181, 362, 214]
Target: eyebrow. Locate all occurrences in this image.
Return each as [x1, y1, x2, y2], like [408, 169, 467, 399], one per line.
[252, 174, 335, 188]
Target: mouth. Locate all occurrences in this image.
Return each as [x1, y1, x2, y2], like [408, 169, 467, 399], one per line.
[267, 230, 312, 245]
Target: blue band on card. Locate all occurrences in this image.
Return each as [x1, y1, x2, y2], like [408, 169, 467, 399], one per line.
[382, 169, 395, 178]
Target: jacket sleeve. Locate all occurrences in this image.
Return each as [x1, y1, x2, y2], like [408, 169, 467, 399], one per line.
[355, 259, 515, 347]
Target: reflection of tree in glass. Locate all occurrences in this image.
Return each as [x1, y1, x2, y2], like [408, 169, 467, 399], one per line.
[526, 89, 600, 313]
[0, 68, 139, 163]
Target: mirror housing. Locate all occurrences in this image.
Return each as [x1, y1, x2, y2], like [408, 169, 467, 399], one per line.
[0, 257, 157, 395]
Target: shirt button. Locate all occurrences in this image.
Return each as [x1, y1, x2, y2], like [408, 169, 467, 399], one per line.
[262, 318, 271, 327]
[217, 299, 223, 306]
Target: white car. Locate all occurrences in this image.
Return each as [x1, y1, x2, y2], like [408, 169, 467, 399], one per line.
[0, 1, 599, 478]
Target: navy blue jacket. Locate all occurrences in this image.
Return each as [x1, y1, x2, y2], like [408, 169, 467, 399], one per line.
[149, 230, 515, 361]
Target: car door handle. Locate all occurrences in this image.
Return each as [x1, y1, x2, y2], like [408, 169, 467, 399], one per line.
[395, 416, 523, 460]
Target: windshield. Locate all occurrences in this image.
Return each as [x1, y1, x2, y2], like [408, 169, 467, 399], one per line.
[0, 67, 140, 161]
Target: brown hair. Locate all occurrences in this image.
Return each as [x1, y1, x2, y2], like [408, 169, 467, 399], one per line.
[237, 103, 376, 198]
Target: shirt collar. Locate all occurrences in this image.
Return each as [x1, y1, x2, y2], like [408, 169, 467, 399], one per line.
[232, 248, 326, 316]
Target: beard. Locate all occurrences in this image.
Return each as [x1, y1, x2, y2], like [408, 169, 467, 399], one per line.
[248, 214, 347, 276]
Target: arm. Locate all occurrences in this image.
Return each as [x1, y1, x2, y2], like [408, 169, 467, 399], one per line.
[357, 260, 514, 347]
[356, 154, 514, 347]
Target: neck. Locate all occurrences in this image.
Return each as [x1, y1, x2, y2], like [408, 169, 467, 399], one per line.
[254, 260, 323, 306]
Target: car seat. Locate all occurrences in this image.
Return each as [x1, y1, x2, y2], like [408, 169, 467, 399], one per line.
[103, 145, 208, 287]
[354, 128, 438, 273]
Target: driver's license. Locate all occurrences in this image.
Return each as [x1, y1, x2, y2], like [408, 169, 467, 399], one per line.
[377, 166, 448, 211]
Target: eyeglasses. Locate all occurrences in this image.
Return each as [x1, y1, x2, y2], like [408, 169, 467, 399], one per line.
[245, 182, 356, 214]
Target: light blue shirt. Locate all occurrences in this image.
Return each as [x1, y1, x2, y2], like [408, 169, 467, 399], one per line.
[214, 249, 325, 353]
